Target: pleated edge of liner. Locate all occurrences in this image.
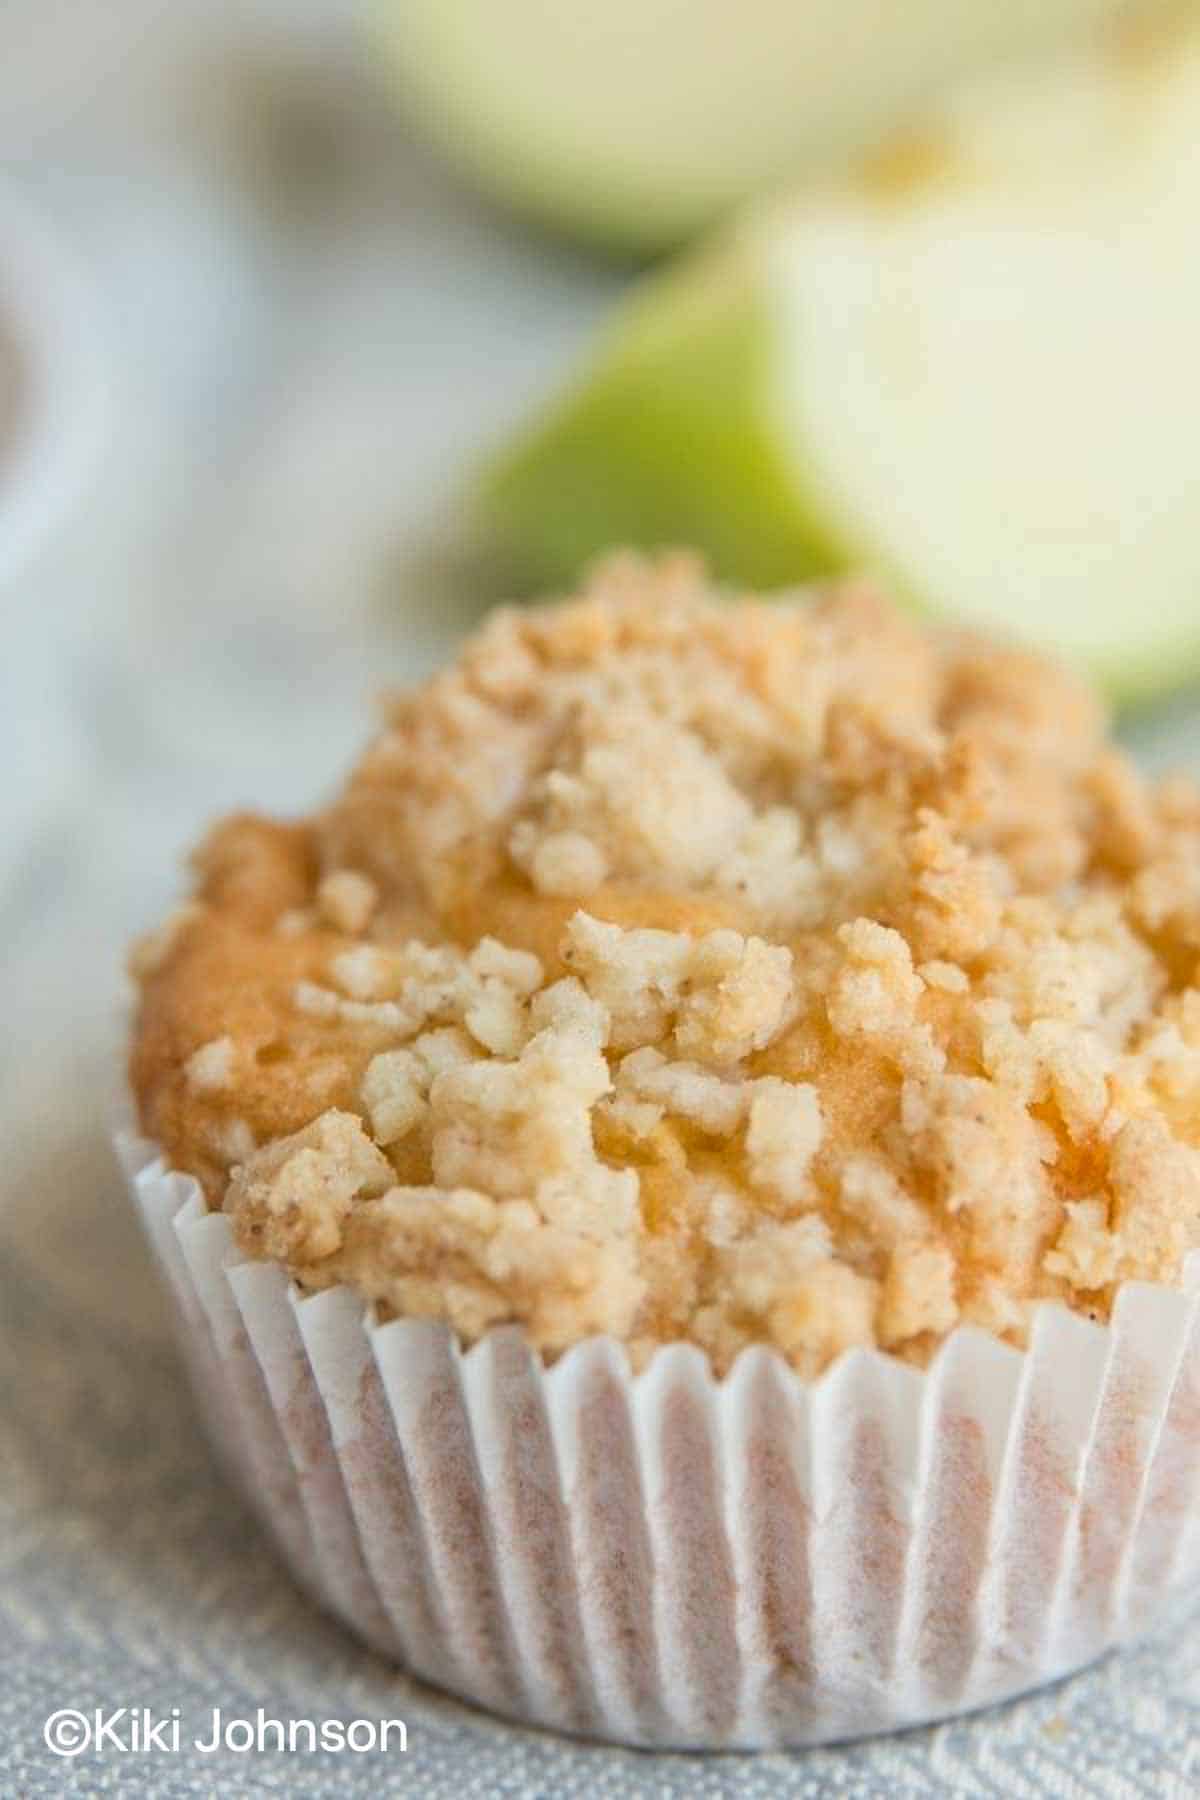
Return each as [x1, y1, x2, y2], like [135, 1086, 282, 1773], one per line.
[110, 1119, 1200, 1418]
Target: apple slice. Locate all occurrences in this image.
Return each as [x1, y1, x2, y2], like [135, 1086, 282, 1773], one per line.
[478, 22, 1200, 703]
[371, 0, 1173, 252]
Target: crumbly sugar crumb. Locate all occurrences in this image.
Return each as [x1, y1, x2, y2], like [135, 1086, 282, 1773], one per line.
[184, 1036, 236, 1094]
[131, 556, 1200, 1374]
[316, 869, 379, 935]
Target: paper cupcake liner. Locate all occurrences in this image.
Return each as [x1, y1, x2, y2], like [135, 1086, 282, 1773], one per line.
[115, 1128, 1200, 1749]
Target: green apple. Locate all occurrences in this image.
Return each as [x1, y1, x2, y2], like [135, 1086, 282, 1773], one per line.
[372, 0, 1182, 252]
[477, 21, 1200, 704]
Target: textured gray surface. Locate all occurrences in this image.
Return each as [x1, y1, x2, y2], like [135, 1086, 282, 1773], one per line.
[3, 1, 1200, 1793]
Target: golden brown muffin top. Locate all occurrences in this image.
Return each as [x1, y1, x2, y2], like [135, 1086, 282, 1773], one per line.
[130, 554, 1200, 1374]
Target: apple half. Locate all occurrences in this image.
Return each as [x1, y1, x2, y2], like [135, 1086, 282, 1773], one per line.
[373, 0, 1183, 252]
[478, 22, 1200, 703]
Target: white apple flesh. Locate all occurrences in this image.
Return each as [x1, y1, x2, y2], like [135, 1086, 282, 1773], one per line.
[373, 0, 1186, 250]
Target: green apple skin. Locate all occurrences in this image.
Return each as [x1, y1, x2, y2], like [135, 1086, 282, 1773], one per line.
[478, 243, 848, 593]
[475, 227, 1200, 711]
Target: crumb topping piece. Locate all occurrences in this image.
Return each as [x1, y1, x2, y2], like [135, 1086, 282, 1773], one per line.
[131, 555, 1200, 1374]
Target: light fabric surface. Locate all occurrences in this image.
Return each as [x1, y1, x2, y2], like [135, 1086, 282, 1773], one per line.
[2, 2, 1200, 1792]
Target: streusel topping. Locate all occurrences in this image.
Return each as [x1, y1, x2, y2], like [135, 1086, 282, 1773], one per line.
[130, 554, 1200, 1374]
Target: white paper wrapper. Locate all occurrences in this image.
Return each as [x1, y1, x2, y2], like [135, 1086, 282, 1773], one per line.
[116, 1128, 1200, 1749]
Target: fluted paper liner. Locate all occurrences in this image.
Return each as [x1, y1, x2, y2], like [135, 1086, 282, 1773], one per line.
[116, 1130, 1200, 1749]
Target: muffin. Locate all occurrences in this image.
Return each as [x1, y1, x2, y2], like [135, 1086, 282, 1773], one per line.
[121, 555, 1200, 1747]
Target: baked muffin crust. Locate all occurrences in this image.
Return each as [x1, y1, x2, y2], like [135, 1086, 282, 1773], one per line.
[130, 554, 1200, 1374]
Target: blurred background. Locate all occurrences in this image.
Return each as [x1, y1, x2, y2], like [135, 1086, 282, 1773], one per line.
[4, 1, 1200, 1785]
